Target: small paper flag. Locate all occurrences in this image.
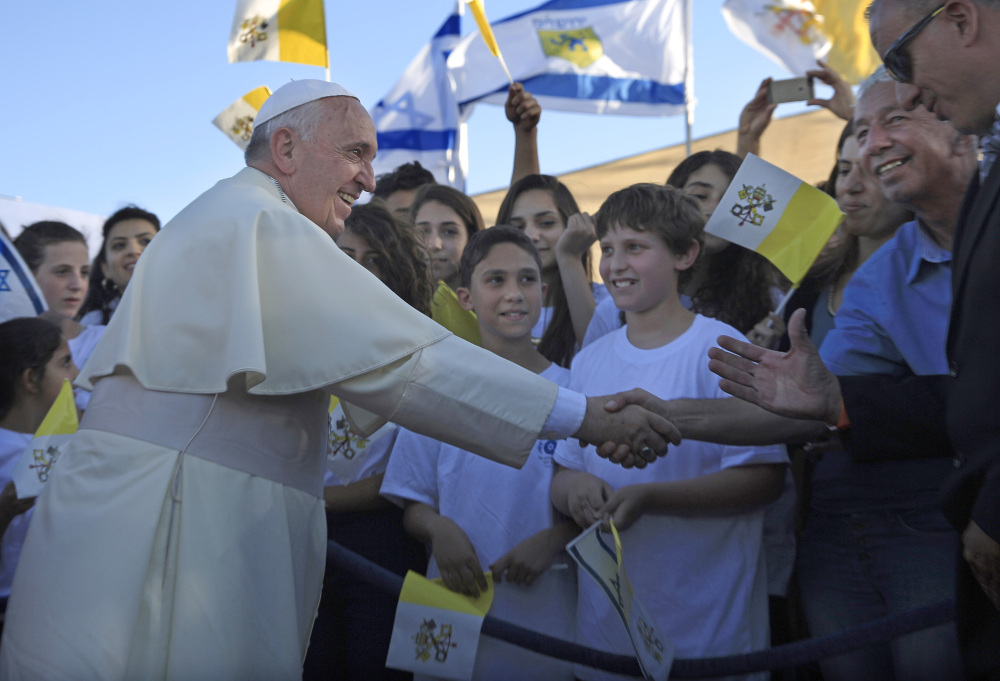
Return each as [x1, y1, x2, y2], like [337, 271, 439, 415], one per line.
[431, 281, 481, 346]
[12, 379, 78, 499]
[385, 570, 495, 680]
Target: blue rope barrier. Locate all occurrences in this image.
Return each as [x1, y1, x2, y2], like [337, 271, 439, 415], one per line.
[327, 540, 955, 678]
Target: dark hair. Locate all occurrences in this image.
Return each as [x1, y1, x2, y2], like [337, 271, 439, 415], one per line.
[12, 221, 87, 274]
[372, 161, 437, 200]
[342, 201, 435, 316]
[409, 184, 484, 238]
[79, 205, 161, 324]
[496, 174, 589, 367]
[595, 183, 705, 256]
[665, 150, 782, 334]
[459, 225, 542, 290]
[0, 317, 62, 420]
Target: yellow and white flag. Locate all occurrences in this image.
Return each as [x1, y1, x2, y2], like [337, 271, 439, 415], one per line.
[431, 281, 481, 346]
[811, 0, 881, 84]
[227, 0, 327, 68]
[567, 520, 673, 681]
[704, 153, 843, 286]
[385, 570, 495, 680]
[212, 86, 273, 151]
[12, 379, 78, 499]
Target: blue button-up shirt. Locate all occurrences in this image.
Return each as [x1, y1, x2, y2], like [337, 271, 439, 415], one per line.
[820, 220, 952, 376]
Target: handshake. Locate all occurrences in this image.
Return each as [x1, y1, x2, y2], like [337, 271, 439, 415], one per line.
[573, 389, 681, 469]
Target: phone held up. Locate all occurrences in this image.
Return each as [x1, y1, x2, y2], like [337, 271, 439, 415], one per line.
[767, 77, 815, 104]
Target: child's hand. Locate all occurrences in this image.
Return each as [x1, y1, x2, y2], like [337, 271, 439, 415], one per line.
[599, 484, 650, 532]
[0, 481, 34, 525]
[747, 312, 786, 349]
[429, 516, 488, 597]
[556, 213, 597, 261]
[566, 472, 613, 528]
[504, 82, 541, 133]
[490, 526, 565, 586]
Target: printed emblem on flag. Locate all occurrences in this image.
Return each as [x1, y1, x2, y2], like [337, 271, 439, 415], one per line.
[537, 27, 604, 68]
[239, 15, 269, 49]
[762, 4, 825, 45]
[414, 619, 458, 662]
[0, 270, 9, 292]
[30, 445, 62, 483]
[328, 412, 366, 462]
[731, 183, 776, 226]
[230, 115, 255, 142]
[638, 617, 666, 664]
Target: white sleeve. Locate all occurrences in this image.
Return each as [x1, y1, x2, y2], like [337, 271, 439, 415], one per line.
[331, 335, 562, 470]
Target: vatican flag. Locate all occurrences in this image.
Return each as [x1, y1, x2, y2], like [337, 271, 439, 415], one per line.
[12, 380, 78, 499]
[227, 0, 327, 68]
[212, 86, 273, 150]
[386, 570, 495, 680]
[431, 281, 481, 346]
[704, 153, 843, 286]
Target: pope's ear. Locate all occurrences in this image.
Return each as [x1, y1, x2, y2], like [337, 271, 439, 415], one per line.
[270, 128, 297, 175]
[455, 287, 475, 312]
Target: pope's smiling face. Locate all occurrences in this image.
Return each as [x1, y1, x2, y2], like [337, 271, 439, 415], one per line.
[283, 97, 377, 238]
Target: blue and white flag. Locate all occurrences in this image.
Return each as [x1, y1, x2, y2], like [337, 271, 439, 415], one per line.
[371, 8, 469, 190]
[447, 0, 689, 116]
[0, 229, 47, 323]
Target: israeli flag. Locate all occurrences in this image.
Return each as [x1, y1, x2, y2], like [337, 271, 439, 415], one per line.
[0, 229, 47, 323]
[370, 8, 469, 190]
[447, 0, 689, 116]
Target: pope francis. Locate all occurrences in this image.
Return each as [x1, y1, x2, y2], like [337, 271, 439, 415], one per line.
[0, 81, 678, 680]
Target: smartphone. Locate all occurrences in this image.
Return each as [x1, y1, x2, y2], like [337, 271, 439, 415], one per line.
[767, 76, 815, 104]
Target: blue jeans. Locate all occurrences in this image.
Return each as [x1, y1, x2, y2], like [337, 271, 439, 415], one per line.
[796, 507, 964, 681]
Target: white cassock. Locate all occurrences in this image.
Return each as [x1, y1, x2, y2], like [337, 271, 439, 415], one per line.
[0, 167, 576, 681]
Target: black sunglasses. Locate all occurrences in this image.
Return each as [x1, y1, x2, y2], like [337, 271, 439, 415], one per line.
[882, 4, 945, 82]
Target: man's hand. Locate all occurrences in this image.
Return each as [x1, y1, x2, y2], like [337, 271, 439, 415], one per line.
[963, 520, 1000, 610]
[599, 484, 649, 532]
[805, 60, 855, 122]
[736, 78, 777, 159]
[707, 308, 842, 423]
[574, 395, 681, 468]
[504, 82, 541, 133]
[429, 516, 488, 597]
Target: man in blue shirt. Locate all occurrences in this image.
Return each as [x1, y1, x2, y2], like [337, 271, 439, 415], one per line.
[795, 67, 978, 681]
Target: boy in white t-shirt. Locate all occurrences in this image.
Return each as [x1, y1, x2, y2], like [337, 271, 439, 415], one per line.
[550, 184, 788, 681]
[381, 226, 577, 680]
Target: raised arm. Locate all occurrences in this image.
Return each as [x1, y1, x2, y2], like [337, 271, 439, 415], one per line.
[506, 83, 541, 185]
[736, 78, 776, 159]
[554, 212, 599, 341]
[805, 60, 855, 122]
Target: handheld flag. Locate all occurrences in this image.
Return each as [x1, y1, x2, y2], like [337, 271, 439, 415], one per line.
[810, 0, 880, 83]
[370, 9, 469, 189]
[12, 379, 78, 499]
[721, 0, 830, 77]
[385, 570, 495, 680]
[466, 0, 513, 84]
[567, 520, 674, 681]
[326, 396, 396, 485]
[227, 0, 327, 68]
[703, 153, 843, 286]
[431, 281, 481, 346]
[447, 0, 688, 116]
[0, 229, 47, 322]
[212, 86, 273, 151]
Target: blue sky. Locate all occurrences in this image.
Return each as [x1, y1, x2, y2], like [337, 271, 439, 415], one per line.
[1, 1, 822, 224]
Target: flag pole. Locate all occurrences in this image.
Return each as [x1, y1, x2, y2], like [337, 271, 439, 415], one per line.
[684, 0, 693, 157]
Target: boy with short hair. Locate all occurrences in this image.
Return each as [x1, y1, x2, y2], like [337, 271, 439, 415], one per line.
[381, 225, 577, 680]
[550, 183, 788, 681]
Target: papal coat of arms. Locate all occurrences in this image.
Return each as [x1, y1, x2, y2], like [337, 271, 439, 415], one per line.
[731, 183, 775, 227]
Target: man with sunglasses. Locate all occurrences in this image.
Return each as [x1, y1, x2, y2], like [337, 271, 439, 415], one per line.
[868, 3, 1000, 678]
[705, 2, 1000, 677]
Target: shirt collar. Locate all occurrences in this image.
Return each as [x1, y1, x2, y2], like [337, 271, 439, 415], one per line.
[907, 219, 952, 285]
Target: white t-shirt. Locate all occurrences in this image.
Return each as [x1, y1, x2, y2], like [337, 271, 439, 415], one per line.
[67, 324, 106, 411]
[381, 362, 575, 681]
[555, 315, 787, 681]
[0, 428, 33, 599]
